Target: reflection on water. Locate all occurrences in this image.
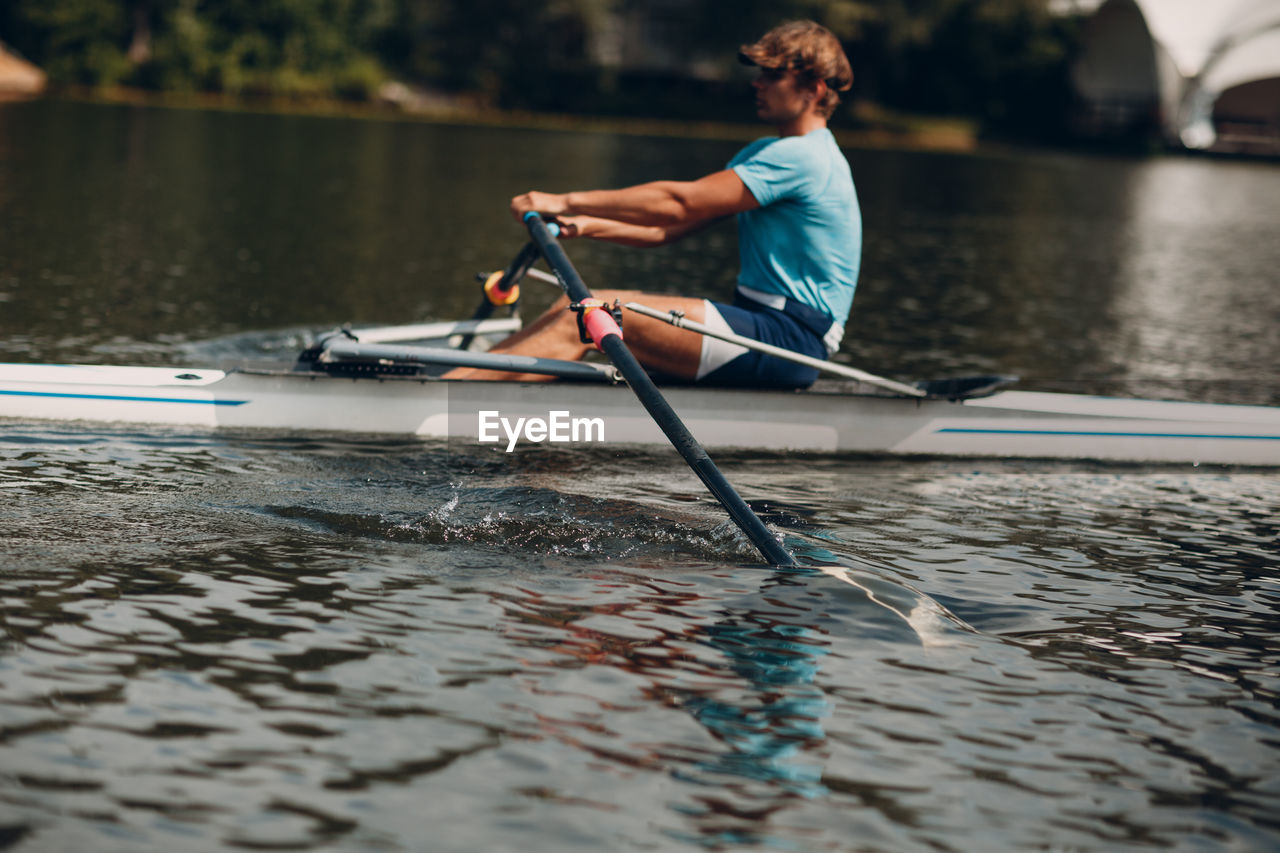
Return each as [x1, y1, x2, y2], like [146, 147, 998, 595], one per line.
[1, 100, 1279, 851]
[682, 613, 831, 795]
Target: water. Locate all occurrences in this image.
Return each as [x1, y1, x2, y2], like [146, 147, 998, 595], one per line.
[1, 99, 1279, 851]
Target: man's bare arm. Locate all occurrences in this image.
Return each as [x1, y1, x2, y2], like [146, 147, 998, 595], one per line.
[511, 170, 759, 228]
[555, 215, 717, 248]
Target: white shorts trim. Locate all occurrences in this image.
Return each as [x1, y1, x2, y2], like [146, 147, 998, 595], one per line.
[822, 321, 845, 356]
[736, 284, 786, 310]
[695, 300, 750, 380]
[737, 284, 844, 356]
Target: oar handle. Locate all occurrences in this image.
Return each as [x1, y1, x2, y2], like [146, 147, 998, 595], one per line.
[479, 224, 563, 306]
[523, 213, 586, 300]
[523, 212, 795, 567]
[489, 241, 539, 304]
[461, 235, 556, 349]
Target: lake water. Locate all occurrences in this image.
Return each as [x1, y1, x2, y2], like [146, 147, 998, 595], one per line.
[1, 99, 1279, 851]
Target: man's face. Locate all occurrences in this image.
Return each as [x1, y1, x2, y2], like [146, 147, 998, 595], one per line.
[751, 67, 812, 124]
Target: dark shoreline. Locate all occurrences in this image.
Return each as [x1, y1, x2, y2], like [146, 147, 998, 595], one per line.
[28, 85, 981, 153]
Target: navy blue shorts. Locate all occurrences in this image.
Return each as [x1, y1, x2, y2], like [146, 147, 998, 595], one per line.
[696, 291, 836, 389]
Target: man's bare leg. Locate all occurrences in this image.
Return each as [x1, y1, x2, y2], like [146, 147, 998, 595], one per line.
[444, 290, 708, 382]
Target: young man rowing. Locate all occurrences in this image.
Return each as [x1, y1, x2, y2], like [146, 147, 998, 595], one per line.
[449, 20, 860, 388]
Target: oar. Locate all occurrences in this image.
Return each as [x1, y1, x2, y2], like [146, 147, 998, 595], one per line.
[522, 212, 794, 567]
[624, 301, 927, 398]
[519, 268, 925, 398]
[457, 241, 539, 350]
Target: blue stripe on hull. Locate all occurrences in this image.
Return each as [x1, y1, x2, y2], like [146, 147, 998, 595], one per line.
[937, 427, 1280, 441]
[0, 389, 248, 407]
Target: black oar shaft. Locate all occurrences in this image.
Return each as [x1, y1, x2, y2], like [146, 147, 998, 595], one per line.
[525, 214, 794, 567]
[460, 242, 539, 349]
[497, 241, 540, 298]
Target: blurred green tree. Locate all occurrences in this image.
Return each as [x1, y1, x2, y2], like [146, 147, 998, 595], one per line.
[0, 0, 1079, 137]
[5, 0, 399, 99]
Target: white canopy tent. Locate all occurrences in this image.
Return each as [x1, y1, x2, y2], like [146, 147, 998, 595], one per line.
[1071, 0, 1280, 151]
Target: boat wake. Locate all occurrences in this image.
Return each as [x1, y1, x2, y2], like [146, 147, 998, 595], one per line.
[264, 485, 770, 564]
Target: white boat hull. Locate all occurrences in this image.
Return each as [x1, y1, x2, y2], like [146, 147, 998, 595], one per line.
[3, 362, 1279, 465]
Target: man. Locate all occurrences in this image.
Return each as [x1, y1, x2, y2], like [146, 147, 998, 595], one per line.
[449, 20, 859, 387]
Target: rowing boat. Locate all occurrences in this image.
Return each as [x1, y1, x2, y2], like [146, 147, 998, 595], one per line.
[3, 317, 1278, 465]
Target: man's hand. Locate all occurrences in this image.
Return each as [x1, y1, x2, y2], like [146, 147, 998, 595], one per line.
[553, 216, 587, 238]
[510, 191, 568, 222]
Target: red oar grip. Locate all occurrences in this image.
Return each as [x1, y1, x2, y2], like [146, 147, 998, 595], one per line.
[570, 299, 622, 352]
[582, 304, 622, 350]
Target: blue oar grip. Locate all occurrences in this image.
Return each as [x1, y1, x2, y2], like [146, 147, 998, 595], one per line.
[522, 211, 559, 237]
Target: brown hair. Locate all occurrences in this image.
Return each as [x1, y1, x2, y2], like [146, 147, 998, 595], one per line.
[738, 21, 853, 118]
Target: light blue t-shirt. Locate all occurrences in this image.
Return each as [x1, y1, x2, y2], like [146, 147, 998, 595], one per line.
[728, 128, 861, 324]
